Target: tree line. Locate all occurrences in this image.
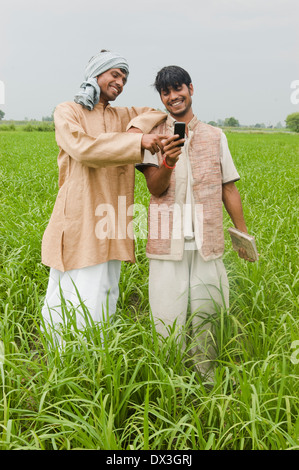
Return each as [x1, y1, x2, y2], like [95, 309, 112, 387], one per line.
[1, 109, 299, 132]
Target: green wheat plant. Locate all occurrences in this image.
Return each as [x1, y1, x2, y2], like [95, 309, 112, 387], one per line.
[0, 130, 298, 450]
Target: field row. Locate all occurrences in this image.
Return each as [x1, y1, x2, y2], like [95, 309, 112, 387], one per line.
[0, 131, 298, 450]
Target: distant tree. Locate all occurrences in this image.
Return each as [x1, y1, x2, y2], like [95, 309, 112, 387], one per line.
[207, 121, 217, 127]
[42, 108, 55, 122]
[0, 109, 5, 121]
[254, 123, 265, 128]
[285, 112, 299, 132]
[224, 117, 239, 127]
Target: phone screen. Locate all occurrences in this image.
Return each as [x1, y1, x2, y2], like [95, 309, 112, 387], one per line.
[174, 122, 185, 146]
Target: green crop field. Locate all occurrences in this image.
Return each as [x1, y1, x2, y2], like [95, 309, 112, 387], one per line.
[0, 130, 298, 450]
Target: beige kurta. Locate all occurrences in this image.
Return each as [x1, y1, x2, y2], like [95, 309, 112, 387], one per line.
[41, 101, 166, 272]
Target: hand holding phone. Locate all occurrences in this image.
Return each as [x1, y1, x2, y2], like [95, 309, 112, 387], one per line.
[161, 133, 184, 169]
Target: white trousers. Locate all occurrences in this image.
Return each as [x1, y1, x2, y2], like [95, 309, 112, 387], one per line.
[149, 249, 229, 377]
[41, 261, 121, 332]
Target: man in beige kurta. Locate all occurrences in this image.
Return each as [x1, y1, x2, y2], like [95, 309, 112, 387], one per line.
[41, 50, 166, 336]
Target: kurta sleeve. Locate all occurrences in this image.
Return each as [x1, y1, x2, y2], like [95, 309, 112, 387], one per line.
[136, 150, 159, 172]
[126, 107, 167, 134]
[54, 103, 144, 168]
[220, 132, 240, 184]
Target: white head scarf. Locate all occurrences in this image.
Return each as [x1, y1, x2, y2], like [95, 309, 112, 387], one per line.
[74, 50, 129, 110]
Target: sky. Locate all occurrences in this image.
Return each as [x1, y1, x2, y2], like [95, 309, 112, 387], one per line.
[1, 0, 298, 126]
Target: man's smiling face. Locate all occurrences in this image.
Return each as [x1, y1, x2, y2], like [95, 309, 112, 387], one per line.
[160, 83, 194, 119]
[97, 68, 128, 105]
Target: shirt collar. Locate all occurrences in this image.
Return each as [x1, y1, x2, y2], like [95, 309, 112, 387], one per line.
[166, 113, 199, 132]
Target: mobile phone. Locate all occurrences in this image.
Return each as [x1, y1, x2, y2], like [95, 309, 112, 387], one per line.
[174, 121, 185, 146]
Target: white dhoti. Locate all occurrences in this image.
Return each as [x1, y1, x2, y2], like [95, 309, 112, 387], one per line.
[41, 261, 121, 336]
[148, 247, 229, 378]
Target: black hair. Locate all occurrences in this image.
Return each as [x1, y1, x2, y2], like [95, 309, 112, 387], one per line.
[154, 66, 192, 94]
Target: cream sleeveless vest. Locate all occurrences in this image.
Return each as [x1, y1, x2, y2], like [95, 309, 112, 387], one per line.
[146, 116, 224, 261]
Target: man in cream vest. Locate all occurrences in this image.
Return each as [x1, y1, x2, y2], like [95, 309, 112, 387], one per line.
[136, 65, 253, 382]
